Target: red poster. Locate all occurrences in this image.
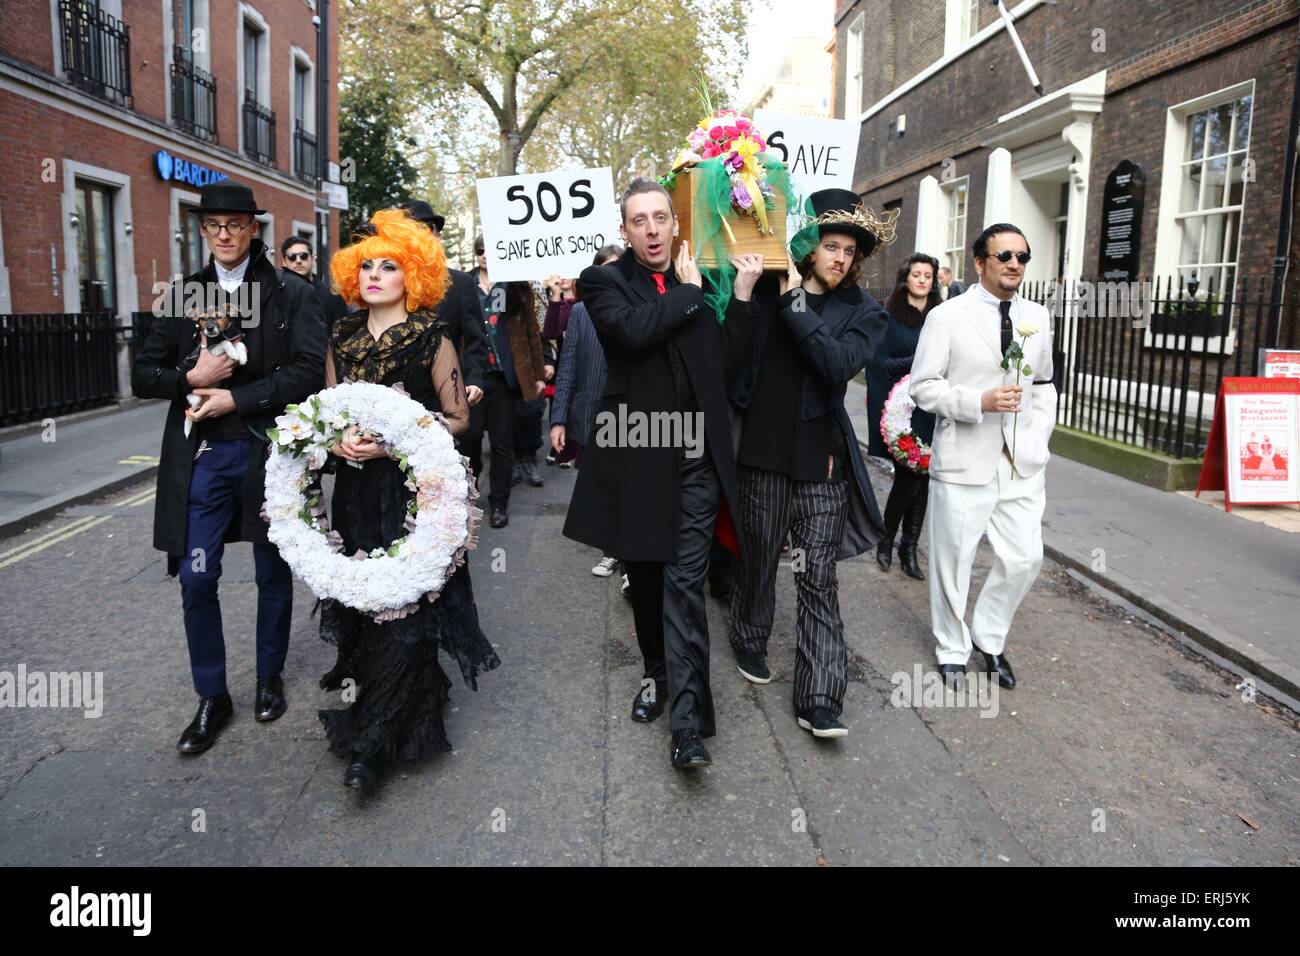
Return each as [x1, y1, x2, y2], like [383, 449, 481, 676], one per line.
[1196, 377, 1300, 511]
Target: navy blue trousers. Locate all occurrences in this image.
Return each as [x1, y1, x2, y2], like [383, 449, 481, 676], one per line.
[178, 438, 293, 698]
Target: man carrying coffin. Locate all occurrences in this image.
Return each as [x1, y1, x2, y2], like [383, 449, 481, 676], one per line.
[563, 178, 751, 769]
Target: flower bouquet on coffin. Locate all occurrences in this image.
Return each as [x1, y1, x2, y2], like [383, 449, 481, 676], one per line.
[657, 81, 800, 287]
[999, 319, 1039, 470]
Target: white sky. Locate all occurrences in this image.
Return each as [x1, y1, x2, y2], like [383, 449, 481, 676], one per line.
[736, 0, 836, 104]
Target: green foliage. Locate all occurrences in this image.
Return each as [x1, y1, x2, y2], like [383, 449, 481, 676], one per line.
[338, 76, 419, 237]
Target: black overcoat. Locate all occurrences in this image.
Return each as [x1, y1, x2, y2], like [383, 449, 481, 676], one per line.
[131, 239, 326, 573]
[732, 277, 889, 559]
[562, 248, 749, 562]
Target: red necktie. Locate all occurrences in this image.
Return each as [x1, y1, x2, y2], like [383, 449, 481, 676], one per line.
[652, 272, 667, 295]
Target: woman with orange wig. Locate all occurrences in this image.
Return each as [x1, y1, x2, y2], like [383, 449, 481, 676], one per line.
[317, 208, 500, 793]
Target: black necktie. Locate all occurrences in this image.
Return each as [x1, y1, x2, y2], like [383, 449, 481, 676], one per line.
[999, 300, 1013, 354]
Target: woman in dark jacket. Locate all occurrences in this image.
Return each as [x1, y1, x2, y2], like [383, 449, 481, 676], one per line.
[867, 253, 941, 579]
[464, 263, 549, 528]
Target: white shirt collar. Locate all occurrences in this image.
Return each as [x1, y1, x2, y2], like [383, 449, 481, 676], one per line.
[973, 280, 1017, 313]
[214, 255, 250, 293]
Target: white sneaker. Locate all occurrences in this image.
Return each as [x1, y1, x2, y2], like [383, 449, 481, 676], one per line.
[592, 556, 618, 577]
[621, 573, 631, 598]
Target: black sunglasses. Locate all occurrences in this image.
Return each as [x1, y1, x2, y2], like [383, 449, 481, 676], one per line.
[991, 250, 1031, 264]
[284, 251, 311, 262]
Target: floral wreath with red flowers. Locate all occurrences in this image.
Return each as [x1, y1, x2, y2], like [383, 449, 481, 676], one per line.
[880, 375, 931, 474]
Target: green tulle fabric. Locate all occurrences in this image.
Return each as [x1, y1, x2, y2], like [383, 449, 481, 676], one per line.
[681, 155, 817, 323]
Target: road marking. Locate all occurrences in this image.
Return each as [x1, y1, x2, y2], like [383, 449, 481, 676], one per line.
[0, 515, 115, 570]
[117, 455, 160, 466]
[120, 487, 156, 507]
[0, 485, 156, 568]
[0, 516, 100, 561]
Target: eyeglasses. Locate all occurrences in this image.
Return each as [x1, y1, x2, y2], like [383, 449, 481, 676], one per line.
[990, 250, 1031, 264]
[284, 251, 312, 263]
[201, 220, 251, 237]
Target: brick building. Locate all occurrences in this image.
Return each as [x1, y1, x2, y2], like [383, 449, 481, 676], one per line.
[832, 0, 1299, 352]
[0, 0, 340, 409]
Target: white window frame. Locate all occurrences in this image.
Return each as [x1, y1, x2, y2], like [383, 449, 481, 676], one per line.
[0, 207, 11, 313]
[252, 213, 275, 267]
[61, 160, 137, 322]
[169, 185, 202, 279]
[845, 13, 864, 120]
[290, 47, 315, 178]
[1151, 80, 1254, 355]
[162, 0, 212, 138]
[236, 4, 272, 159]
[941, 176, 969, 282]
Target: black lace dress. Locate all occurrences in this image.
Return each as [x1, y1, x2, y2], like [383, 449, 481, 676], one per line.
[318, 309, 500, 762]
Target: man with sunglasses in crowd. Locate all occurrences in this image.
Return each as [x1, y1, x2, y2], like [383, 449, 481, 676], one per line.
[909, 223, 1057, 692]
[280, 236, 349, 333]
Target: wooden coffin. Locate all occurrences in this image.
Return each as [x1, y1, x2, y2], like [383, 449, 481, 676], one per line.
[668, 167, 788, 270]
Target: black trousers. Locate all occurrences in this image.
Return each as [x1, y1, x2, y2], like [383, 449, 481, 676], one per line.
[729, 465, 849, 717]
[514, 394, 546, 460]
[882, 465, 929, 545]
[623, 444, 720, 737]
[465, 373, 518, 510]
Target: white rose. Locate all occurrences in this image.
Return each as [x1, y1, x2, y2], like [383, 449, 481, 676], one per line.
[1017, 320, 1039, 337]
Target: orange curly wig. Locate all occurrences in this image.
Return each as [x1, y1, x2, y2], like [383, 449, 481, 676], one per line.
[331, 207, 451, 312]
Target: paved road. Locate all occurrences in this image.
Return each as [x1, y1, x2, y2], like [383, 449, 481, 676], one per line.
[0, 461, 1296, 865]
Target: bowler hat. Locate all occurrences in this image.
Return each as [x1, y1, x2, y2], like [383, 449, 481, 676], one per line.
[191, 181, 266, 216]
[398, 200, 446, 233]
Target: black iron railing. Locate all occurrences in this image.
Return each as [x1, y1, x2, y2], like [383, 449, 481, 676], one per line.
[0, 313, 119, 425]
[242, 89, 276, 166]
[863, 276, 1294, 460]
[293, 120, 317, 184]
[58, 0, 133, 107]
[1025, 275, 1287, 459]
[171, 45, 217, 140]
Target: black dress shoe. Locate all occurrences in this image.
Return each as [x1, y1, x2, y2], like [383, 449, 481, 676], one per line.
[976, 649, 1016, 689]
[631, 680, 665, 722]
[670, 729, 712, 769]
[343, 752, 379, 791]
[523, 461, 544, 487]
[489, 508, 508, 528]
[937, 663, 967, 689]
[898, 541, 925, 580]
[876, 539, 893, 571]
[254, 674, 286, 722]
[177, 692, 233, 754]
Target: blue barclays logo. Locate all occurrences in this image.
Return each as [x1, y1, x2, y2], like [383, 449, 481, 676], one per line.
[153, 150, 229, 187]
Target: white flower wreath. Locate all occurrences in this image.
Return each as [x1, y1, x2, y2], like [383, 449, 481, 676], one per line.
[880, 374, 931, 474]
[262, 381, 481, 622]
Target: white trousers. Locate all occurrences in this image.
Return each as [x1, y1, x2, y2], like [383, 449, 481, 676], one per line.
[926, 452, 1046, 665]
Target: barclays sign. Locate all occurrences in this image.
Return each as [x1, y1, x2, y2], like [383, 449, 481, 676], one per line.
[154, 150, 229, 187]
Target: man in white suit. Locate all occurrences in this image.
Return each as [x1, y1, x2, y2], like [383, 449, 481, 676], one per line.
[909, 224, 1057, 688]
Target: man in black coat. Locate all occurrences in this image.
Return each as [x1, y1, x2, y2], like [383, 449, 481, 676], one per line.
[398, 200, 487, 407]
[726, 189, 892, 739]
[279, 234, 349, 332]
[563, 178, 750, 769]
[132, 181, 325, 756]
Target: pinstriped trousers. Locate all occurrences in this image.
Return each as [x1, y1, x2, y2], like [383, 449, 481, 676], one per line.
[729, 465, 850, 716]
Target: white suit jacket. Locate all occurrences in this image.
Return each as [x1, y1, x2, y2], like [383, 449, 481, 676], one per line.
[909, 284, 1057, 485]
